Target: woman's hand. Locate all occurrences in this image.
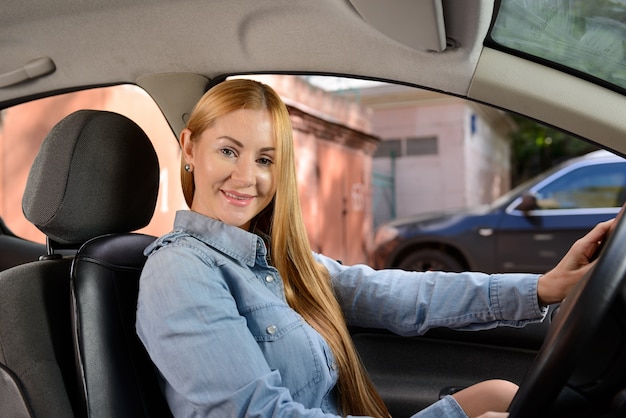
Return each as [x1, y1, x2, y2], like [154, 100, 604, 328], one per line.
[537, 219, 615, 305]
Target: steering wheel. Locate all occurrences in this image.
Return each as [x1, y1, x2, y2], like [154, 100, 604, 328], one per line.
[508, 212, 626, 418]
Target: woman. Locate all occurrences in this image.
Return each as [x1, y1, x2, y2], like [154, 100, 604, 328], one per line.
[136, 79, 612, 417]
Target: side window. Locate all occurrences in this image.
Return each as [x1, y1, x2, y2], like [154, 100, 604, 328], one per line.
[535, 162, 626, 210]
[0, 85, 184, 243]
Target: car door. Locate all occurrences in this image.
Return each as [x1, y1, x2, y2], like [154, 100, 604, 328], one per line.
[351, 308, 554, 417]
[494, 160, 626, 273]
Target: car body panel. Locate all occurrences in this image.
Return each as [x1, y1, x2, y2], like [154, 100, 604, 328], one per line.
[494, 211, 614, 273]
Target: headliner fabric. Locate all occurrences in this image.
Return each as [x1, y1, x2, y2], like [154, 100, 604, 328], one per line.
[22, 110, 160, 244]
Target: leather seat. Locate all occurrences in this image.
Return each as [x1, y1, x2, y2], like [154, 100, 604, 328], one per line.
[0, 110, 170, 417]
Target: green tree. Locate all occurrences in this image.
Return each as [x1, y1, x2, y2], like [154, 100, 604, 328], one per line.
[510, 114, 599, 186]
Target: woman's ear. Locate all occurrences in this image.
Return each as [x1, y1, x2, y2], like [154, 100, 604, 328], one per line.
[180, 128, 194, 164]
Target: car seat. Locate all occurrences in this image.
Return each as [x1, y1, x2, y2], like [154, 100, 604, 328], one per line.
[0, 217, 47, 272]
[0, 248, 76, 417]
[0, 110, 170, 417]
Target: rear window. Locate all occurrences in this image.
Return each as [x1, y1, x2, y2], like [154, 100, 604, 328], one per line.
[0, 85, 182, 243]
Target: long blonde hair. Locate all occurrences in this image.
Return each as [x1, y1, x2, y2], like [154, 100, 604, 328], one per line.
[181, 79, 389, 417]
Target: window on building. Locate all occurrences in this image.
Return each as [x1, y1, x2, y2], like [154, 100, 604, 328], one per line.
[406, 136, 438, 156]
[374, 138, 402, 158]
[374, 136, 438, 158]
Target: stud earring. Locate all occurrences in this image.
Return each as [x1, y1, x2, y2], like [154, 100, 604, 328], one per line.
[184, 164, 192, 172]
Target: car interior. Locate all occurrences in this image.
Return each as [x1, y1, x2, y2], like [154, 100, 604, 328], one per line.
[0, 217, 46, 271]
[0, 110, 168, 417]
[2, 1, 626, 417]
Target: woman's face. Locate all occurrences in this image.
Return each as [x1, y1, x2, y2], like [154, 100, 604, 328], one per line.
[181, 109, 277, 230]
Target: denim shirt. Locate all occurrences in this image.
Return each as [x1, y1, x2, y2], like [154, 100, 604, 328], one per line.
[136, 210, 545, 418]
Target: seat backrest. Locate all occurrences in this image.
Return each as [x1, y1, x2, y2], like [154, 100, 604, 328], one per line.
[71, 233, 172, 418]
[0, 258, 76, 418]
[0, 110, 166, 418]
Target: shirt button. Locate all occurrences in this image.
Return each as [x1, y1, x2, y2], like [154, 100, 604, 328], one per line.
[331, 362, 338, 370]
[266, 325, 277, 335]
[265, 275, 274, 283]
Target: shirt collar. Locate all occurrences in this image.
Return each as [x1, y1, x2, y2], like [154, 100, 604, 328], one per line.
[172, 210, 267, 267]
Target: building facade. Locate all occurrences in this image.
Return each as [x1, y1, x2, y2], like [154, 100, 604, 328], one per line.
[356, 85, 514, 227]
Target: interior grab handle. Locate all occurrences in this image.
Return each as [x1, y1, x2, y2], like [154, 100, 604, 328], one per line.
[0, 57, 56, 88]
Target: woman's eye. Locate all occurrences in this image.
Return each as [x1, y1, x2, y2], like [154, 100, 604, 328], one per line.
[258, 157, 273, 166]
[220, 148, 236, 157]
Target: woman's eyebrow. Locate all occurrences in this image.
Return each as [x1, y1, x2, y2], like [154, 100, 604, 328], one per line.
[219, 136, 275, 153]
[217, 136, 243, 147]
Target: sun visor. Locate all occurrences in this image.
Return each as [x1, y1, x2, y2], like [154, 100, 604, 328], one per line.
[349, 0, 447, 52]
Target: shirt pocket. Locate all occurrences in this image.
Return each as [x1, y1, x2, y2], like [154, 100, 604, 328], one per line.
[242, 303, 325, 399]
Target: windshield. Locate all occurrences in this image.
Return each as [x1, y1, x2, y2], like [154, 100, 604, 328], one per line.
[489, 0, 626, 92]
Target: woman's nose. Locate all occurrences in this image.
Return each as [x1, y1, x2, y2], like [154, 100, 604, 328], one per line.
[231, 159, 255, 185]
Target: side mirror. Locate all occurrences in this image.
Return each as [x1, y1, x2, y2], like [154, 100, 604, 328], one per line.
[516, 193, 538, 212]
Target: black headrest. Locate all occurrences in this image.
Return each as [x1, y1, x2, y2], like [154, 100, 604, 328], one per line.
[22, 110, 160, 245]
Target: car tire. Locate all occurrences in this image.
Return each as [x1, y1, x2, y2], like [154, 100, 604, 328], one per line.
[397, 249, 463, 272]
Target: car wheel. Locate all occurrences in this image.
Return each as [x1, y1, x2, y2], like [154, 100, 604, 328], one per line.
[508, 213, 626, 418]
[397, 249, 463, 272]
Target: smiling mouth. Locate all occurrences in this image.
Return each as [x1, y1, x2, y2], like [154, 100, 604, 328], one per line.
[222, 190, 254, 206]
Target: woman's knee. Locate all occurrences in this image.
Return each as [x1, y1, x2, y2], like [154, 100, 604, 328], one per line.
[451, 379, 518, 418]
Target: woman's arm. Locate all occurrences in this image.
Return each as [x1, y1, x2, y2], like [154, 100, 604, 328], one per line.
[316, 254, 545, 336]
[319, 219, 615, 336]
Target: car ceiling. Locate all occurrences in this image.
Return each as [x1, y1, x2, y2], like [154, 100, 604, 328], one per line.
[2, 0, 626, 155]
[0, 0, 488, 94]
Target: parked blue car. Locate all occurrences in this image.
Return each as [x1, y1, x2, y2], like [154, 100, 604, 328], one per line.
[372, 150, 626, 273]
